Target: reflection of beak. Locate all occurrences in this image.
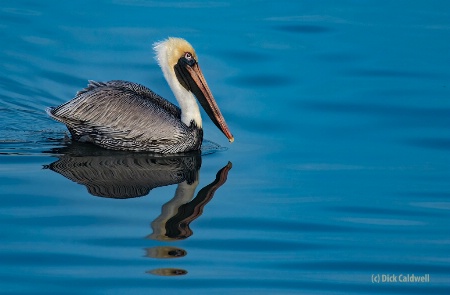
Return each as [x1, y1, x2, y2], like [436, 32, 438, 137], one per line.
[175, 60, 234, 142]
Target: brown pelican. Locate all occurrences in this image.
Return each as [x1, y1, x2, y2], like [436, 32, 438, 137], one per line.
[46, 37, 234, 153]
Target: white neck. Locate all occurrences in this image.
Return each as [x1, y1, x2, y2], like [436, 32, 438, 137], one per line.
[170, 81, 202, 128]
[154, 41, 202, 127]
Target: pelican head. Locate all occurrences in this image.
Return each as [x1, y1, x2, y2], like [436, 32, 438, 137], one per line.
[153, 37, 234, 143]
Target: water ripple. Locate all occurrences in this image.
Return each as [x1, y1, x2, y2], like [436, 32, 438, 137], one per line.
[327, 205, 442, 217]
[344, 68, 445, 79]
[112, 0, 229, 8]
[188, 238, 327, 252]
[201, 217, 366, 233]
[217, 49, 272, 63]
[227, 74, 293, 87]
[341, 217, 425, 226]
[404, 138, 450, 151]
[274, 24, 333, 34]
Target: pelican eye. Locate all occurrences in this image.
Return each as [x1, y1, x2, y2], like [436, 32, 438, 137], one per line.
[183, 52, 196, 66]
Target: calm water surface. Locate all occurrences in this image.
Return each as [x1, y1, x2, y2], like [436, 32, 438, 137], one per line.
[1, 1, 449, 294]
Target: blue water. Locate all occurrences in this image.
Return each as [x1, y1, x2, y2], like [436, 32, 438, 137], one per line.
[1, 1, 449, 294]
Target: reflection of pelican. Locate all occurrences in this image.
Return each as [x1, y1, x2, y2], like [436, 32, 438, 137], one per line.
[150, 161, 232, 240]
[44, 142, 232, 277]
[45, 145, 201, 199]
[46, 37, 233, 153]
[147, 268, 188, 276]
[145, 246, 187, 259]
[45, 143, 231, 231]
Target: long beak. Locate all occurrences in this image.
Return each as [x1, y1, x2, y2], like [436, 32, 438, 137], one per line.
[175, 61, 234, 143]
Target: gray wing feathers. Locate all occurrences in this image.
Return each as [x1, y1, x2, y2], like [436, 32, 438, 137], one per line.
[49, 81, 193, 152]
[77, 80, 181, 118]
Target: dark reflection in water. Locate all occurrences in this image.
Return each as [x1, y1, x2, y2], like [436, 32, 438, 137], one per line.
[146, 246, 187, 259]
[147, 268, 188, 276]
[150, 162, 232, 241]
[44, 142, 232, 276]
[44, 142, 201, 199]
